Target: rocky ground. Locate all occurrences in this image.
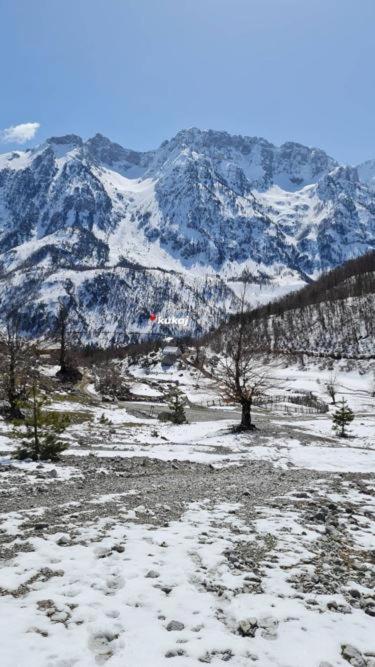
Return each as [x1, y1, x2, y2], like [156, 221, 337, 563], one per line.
[0, 451, 374, 667]
[0, 358, 374, 666]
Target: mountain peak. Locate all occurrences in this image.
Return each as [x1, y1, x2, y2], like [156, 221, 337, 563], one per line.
[165, 127, 272, 153]
[85, 133, 143, 167]
[34, 134, 84, 161]
[86, 132, 119, 148]
[46, 134, 83, 148]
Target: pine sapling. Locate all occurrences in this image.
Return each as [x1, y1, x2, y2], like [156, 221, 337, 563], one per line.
[332, 398, 354, 438]
[15, 384, 70, 461]
[167, 389, 187, 425]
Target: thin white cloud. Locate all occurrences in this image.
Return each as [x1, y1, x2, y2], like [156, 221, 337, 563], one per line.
[0, 122, 40, 144]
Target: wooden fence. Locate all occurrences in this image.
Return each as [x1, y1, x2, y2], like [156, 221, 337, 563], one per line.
[194, 393, 328, 415]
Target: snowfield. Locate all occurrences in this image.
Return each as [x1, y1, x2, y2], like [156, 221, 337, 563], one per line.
[0, 357, 374, 666]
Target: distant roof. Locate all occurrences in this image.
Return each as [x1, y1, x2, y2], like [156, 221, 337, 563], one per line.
[163, 346, 180, 355]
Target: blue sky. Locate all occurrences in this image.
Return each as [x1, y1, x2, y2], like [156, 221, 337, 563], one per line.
[0, 0, 374, 164]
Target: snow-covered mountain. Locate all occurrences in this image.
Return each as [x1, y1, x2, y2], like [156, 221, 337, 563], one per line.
[0, 128, 374, 344]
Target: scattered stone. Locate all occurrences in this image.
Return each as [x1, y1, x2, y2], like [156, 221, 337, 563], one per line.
[88, 631, 119, 659]
[258, 617, 279, 630]
[146, 570, 160, 579]
[341, 644, 366, 667]
[166, 621, 185, 631]
[27, 626, 49, 637]
[34, 523, 49, 531]
[199, 650, 233, 663]
[327, 600, 338, 610]
[50, 610, 69, 623]
[349, 589, 361, 599]
[327, 600, 351, 614]
[165, 649, 186, 658]
[238, 618, 258, 637]
[37, 599, 55, 611]
[94, 546, 112, 559]
[258, 616, 279, 639]
[365, 606, 375, 617]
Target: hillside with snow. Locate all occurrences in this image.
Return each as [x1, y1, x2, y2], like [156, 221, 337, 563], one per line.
[0, 129, 374, 343]
[214, 252, 375, 359]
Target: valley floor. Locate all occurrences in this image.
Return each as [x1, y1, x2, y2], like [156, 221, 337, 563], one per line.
[0, 358, 374, 667]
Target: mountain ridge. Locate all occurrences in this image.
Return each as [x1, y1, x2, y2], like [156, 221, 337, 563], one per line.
[0, 127, 374, 344]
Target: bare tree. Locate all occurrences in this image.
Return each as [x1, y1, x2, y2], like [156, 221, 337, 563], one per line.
[211, 285, 276, 430]
[94, 361, 130, 400]
[0, 319, 37, 419]
[57, 301, 69, 375]
[192, 341, 206, 370]
[325, 372, 338, 405]
[55, 300, 82, 383]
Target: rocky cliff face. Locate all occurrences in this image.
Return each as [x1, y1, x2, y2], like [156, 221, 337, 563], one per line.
[0, 128, 374, 344]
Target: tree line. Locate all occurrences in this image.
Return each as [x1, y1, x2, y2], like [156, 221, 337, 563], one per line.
[235, 250, 375, 323]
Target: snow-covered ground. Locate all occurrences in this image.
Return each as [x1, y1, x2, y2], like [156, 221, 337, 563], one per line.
[1, 479, 374, 667]
[129, 382, 164, 398]
[2, 357, 374, 471]
[61, 359, 375, 472]
[0, 357, 374, 666]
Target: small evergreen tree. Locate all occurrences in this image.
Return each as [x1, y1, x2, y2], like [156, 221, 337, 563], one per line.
[166, 389, 187, 424]
[15, 384, 70, 461]
[332, 398, 354, 437]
